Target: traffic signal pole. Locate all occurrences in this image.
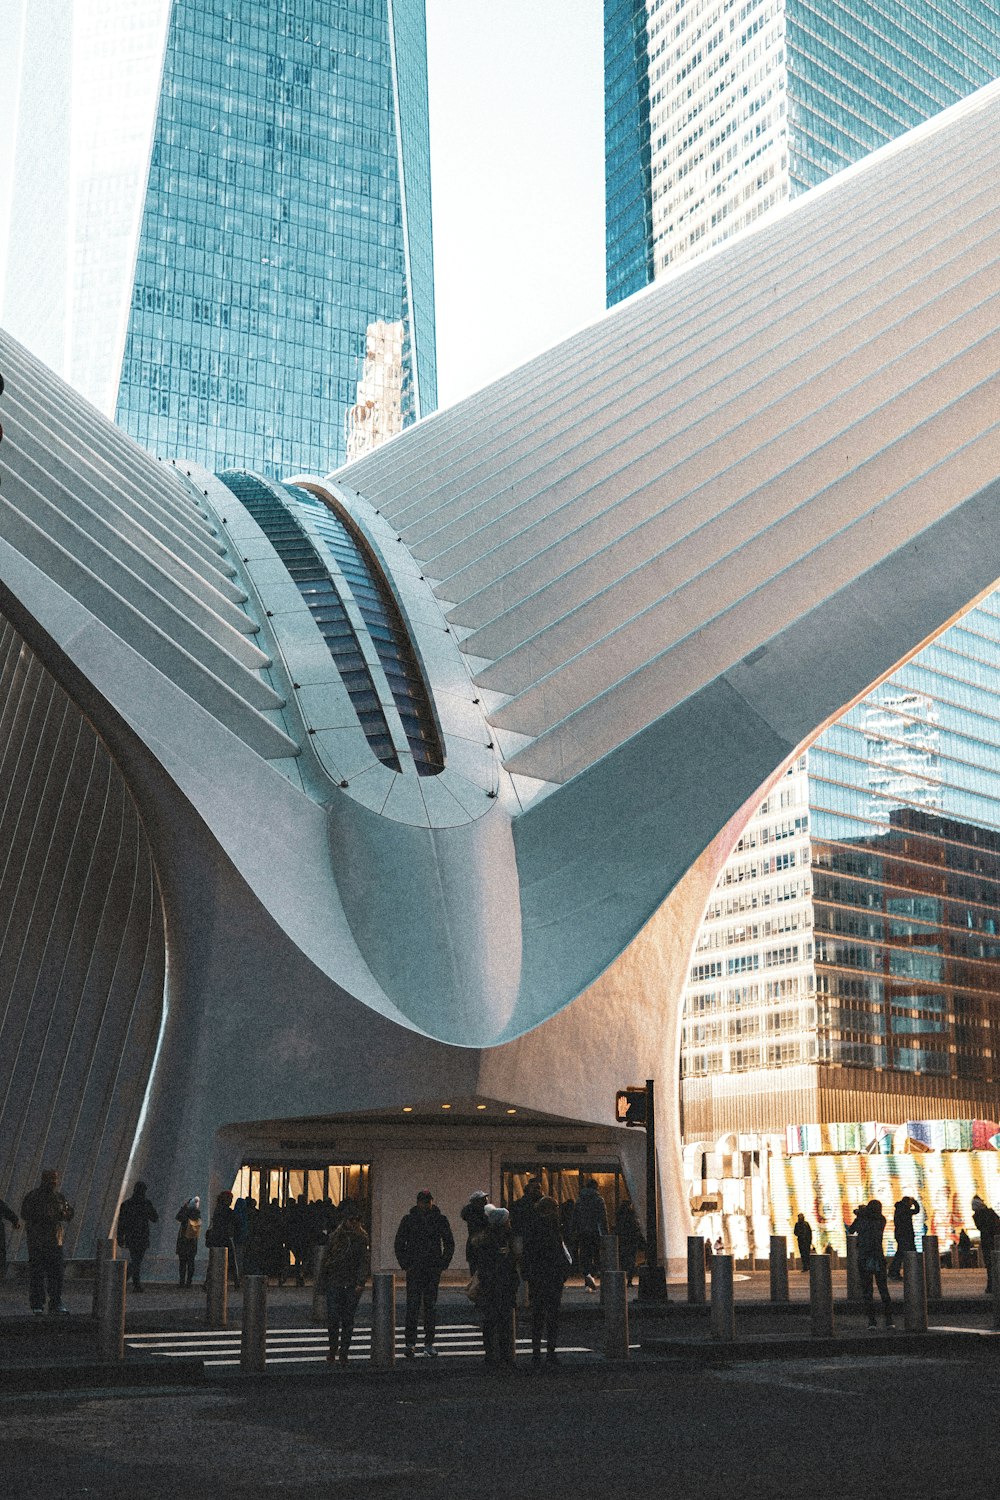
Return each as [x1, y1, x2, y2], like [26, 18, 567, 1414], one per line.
[638, 1078, 668, 1302]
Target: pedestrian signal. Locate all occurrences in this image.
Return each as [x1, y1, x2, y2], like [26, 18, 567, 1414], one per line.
[615, 1087, 647, 1127]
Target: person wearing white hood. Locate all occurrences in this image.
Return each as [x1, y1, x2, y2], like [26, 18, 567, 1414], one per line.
[175, 1196, 202, 1287]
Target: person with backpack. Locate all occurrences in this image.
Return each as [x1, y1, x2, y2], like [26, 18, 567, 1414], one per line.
[318, 1201, 369, 1366]
[175, 1196, 201, 1287]
[847, 1199, 894, 1329]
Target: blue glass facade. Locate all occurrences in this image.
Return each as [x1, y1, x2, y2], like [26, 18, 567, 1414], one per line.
[116, 0, 436, 477]
[786, 0, 1000, 191]
[604, 0, 654, 308]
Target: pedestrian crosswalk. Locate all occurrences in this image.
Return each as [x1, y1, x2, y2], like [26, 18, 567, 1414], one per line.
[126, 1324, 596, 1368]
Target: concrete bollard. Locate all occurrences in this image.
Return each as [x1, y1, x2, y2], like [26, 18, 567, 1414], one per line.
[91, 1237, 116, 1319]
[687, 1237, 707, 1304]
[809, 1253, 834, 1337]
[710, 1254, 735, 1342]
[903, 1251, 927, 1331]
[602, 1269, 629, 1361]
[769, 1236, 789, 1303]
[206, 1246, 229, 1328]
[922, 1236, 941, 1302]
[240, 1275, 267, 1373]
[96, 1255, 126, 1362]
[311, 1244, 326, 1323]
[992, 1251, 1000, 1332]
[846, 1236, 861, 1303]
[599, 1233, 619, 1307]
[371, 1271, 395, 1368]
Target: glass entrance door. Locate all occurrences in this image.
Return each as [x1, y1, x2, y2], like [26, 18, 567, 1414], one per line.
[232, 1161, 370, 1220]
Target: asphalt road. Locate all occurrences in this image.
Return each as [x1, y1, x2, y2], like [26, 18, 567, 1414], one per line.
[0, 1347, 993, 1500]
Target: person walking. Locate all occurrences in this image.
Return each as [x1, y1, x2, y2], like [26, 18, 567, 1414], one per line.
[286, 1193, 312, 1287]
[888, 1195, 921, 1280]
[793, 1213, 813, 1272]
[205, 1190, 240, 1286]
[847, 1199, 894, 1328]
[614, 1198, 645, 1288]
[571, 1178, 608, 1291]
[510, 1177, 544, 1296]
[318, 1201, 369, 1366]
[20, 1169, 74, 1316]
[971, 1194, 1000, 1293]
[0, 1197, 19, 1283]
[175, 1197, 201, 1287]
[527, 1195, 569, 1365]
[460, 1190, 489, 1271]
[116, 1182, 158, 1292]
[394, 1189, 454, 1358]
[475, 1205, 520, 1369]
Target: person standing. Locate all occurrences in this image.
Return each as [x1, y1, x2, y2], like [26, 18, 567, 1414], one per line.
[571, 1178, 608, 1292]
[971, 1194, 1000, 1293]
[394, 1189, 454, 1358]
[793, 1213, 813, 1272]
[888, 1195, 921, 1279]
[847, 1199, 894, 1329]
[175, 1197, 201, 1287]
[0, 1197, 19, 1283]
[527, 1196, 569, 1365]
[116, 1182, 158, 1292]
[475, 1205, 520, 1369]
[460, 1190, 489, 1272]
[205, 1190, 240, 1286]
[614, 1199, 645, 1289]
[20, 1169, 74, 1316]
[510, 1177, 544, 1290]
[318, 1201, 369, 1366]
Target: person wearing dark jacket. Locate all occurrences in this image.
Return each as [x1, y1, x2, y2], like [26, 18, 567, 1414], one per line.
[21, 1169, 74, 1315]
[474, 1205, 520, 1368]
[175, 1197, 201, 1287]
[116, 1182, 158, 1292]
[394, 1189, 454, 1357]
[510, 1178, 544, 1281]
[527, 1196, 569, 1364]
[570, 1179, 608, 1291]
[205, 1190, 240, 1287]
[318, 1201, 370, 1365]
[615, 1199, 645, 1288]
[460, 1191, 489, 1271]
[793, 1213, 813, 1271]
[0, 1197, 19, 1282]
[847, 1199, 894, 1328]
[888, 1195, 921, 1279]
[972, 1194, 1000, 1292]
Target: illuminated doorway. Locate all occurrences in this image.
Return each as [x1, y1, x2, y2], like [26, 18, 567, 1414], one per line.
[232, 1161, 370, 1220]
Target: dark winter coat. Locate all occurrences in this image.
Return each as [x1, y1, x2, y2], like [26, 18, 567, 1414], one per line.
[571, 1184, 608, 1240]
[973, 1202, 1000, 1257]
[460, 1198, 489, 1271]
[474, 1222, 520, 1313]
[175, 1202, 202, 1255]
[20, 1184, 74, 1252]
[793, 1219, 813, 1253]
[117, 1188, 158, 1252]
[892, 1199, 919, 1251]
[394, 1205, 454, 1274]
[526, 1206, 569, 1293]
[848, 1205, 887, 1269]
[319, 1222, 370, 1290]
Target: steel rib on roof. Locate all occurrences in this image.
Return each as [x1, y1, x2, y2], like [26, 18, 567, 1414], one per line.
[337, 81, 1000, 787]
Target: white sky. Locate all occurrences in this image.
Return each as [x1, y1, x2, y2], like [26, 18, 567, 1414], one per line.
[425, 0, 606, 410]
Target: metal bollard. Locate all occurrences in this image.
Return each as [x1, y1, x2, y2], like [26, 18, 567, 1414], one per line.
[809, 1253, 834, 1337]
[846, 1236, 861, 1303]
[91, 1237, 116, 1319]
[370, 1271, 395, 1368]
[992, 1250, 1000, 1332]
[96, 1255, 126, 1362]
[710, 1254, 735, 1342]
[903, 1251, 927, 1332]
[687, 1237, 707, 1304]
[603, 1269, 629, 1361]
[206, 1246, 229, 1328]
[769, 1236, 789, 1303]
[240, 1274, 267, 1373]
[599, 1233, 619, 1307]
[922, 1236, 941, 1302]
[311, 1244, 326, 1323]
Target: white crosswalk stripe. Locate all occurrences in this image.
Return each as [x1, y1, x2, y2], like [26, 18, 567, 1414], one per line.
[127, 1325, 594, 1367]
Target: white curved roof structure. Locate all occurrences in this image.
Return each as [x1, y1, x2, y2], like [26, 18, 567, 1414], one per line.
[3, 81, 1000, 1261]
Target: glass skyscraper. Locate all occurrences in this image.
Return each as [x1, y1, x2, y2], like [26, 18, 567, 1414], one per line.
[604, 0, 1000, 301]
[0, 0, 436, 476]
[681, 598, 1000, 1142]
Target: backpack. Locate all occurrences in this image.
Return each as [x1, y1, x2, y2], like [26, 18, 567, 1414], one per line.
[183, 1216, 201, 1241]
